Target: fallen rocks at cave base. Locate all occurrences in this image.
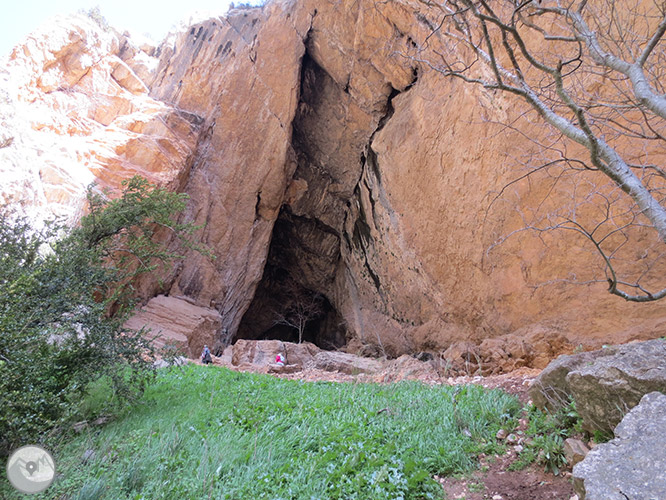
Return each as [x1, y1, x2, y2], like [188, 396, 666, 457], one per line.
[378, 354, 441, 383]
[573, 391, 666, 500]
[311, 350, 383, 375]
[231, 339, 320, 369]
[229, 340, 437, 379]
[529, 338, 666, 433]
[440, 327, 576, 376]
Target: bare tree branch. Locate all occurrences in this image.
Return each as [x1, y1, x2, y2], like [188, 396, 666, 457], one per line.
[407, 0, 666, 301]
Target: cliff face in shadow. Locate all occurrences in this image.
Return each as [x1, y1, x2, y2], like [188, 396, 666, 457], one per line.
[4, 1, 666, 366]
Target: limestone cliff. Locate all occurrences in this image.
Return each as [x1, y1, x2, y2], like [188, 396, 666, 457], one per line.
[3, 1, 666, 370]
[0, 14, 200, 223]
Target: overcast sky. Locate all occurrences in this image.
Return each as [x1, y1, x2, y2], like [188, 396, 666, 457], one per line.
[1, 0, 265, 57]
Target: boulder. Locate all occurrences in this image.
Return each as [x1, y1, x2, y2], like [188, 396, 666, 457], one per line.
[530, 339, 666, 432]
[563, 438, 590, 467]
[529, 349, 609, 409]
[573, 391, 666, 500]
[441, 328, 576, 376]
[217, 345, 234, 365]
[124, 295, 223, 358]
[231, 339, 320, 368]
[267, 364, 303, 374]
[441, 341, 482, 376]
[312, 351, 382, 375]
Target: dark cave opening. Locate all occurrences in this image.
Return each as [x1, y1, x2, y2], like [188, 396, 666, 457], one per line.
[235, 208, 347, 350]
[236, 45, 358, 351]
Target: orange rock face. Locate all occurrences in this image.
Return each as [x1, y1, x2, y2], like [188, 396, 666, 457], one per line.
[0, 14, 200, 223]
[124, 295, 223, 358]
[4, 2, 666, 370]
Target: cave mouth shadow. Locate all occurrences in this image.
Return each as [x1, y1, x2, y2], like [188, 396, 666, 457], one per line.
[249, 292, 345, 349]
[235, 266, 347, 351]
[236, 49, 355, 351]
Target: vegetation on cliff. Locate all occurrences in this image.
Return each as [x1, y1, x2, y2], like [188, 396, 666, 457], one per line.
[0, 177, 199, 452]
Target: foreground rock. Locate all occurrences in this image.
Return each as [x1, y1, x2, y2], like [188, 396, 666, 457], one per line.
[573, 392, 666, 500]
[529, 339, 666, 432]
[124, 295, 224, 358]
[563, 438, 590, 468]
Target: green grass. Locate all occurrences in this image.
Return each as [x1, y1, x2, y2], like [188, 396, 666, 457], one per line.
[2, 365, 520, 500]
[509, 400, 582, 475]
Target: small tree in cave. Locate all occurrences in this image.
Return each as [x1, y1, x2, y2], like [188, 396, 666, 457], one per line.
[407, 0, 666, 301]
[273, 282, 324, 344]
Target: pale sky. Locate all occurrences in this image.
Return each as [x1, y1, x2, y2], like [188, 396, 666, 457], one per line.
[2, 0, 264, 57]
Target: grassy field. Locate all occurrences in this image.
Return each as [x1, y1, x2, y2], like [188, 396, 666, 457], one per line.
[3, 364, 521, 500]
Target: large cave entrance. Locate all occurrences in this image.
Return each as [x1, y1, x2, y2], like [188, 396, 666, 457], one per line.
[235, 207, 347, 349]
[236, 47, 373, 350]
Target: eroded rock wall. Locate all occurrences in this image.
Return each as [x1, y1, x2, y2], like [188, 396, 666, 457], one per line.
[147, 4, 315, 335]
[5, 1, 666, 367]
[0, 14, 200, 223]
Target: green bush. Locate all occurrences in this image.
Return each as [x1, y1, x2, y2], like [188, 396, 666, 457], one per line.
[0, 176, 200, 452]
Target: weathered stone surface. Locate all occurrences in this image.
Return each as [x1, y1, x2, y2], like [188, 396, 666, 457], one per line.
[441, 327, 576, 376]
[110, 59, 149, 95]
[148, 4, 314, 338]
[529, 349, 609, 410]
[568, 340, 666, 432]
[312, 351, 382, 375]
[5, 2, 666, 370]
[1, 14, 199, 225]
[563, 438, 590, 468]
[267, 363, 303, 374]
[231, 339, 320, 368]
[530, 339, 666, 432]
[124, 295, 223, 358]
[573, 392, 666, 500]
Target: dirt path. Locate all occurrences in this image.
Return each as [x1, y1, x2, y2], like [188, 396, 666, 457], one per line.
[198, 357, 576, 500]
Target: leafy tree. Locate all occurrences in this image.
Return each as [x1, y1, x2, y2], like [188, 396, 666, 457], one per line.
[0, 176, 199, 452]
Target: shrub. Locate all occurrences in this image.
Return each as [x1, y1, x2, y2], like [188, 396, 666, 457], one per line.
[0, 176, 201, 452]
[510, 400, 583, 475]
[81, 6, 110, 31]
